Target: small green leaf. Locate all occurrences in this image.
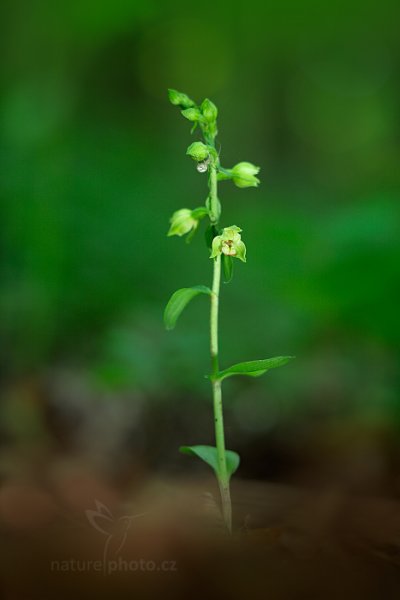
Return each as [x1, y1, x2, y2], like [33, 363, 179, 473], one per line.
[164, 286, 212, 330]
[222, 254, 234, 283]
[217, 356, 295, 381]
[179, 445, 240, 480]
[204, 224, 218, 249]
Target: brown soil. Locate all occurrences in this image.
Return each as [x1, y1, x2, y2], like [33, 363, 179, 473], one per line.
[1, 475, 400, 599]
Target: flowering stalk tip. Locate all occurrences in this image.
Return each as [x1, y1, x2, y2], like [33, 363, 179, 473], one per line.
[168, 89, 195, 109]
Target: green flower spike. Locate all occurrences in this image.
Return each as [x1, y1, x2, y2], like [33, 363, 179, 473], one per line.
[210, 226, 247, 262]
[231, 162, 260, 188]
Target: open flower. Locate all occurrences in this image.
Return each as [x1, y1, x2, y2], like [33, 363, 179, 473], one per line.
[231, 162, 260, 188]
[167, 209, 198, 237]
[210, 226, 246, 262]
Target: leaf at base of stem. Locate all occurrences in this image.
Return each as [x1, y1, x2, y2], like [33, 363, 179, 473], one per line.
[179, 445, 240, 480]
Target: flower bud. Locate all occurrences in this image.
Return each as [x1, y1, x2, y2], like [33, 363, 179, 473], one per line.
[186, 141, 209, 162]
[167, 209, 198, 237]
[168, 89, 195, 109]
[210, 226, 247, 262]
[200, 98, 218, 122]
[231, 162, 260, 188]
[181, 108, 202, 122]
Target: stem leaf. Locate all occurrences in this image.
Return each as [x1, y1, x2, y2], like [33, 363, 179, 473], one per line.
[204, 223, 218, 249]
[164, 286, 212, 330]
[217, 356, 295, 381]
[179, 445, 240, 480]
[222, 254, 234, 283]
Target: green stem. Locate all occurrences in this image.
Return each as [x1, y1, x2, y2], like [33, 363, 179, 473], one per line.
[210, 254, 220, 377]
[209, 214, 232, 532]
[209, 164, 220, 224]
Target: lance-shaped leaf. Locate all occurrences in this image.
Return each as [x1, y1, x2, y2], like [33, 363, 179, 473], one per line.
[217, 356, 295, 381]
[222, 254, 234, 283]
[179, 445, 240, 480]
[164, 286, 212, 330]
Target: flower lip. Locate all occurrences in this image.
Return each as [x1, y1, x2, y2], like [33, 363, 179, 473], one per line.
[222, 240, 237, 256]
[197, 159, 209, 173]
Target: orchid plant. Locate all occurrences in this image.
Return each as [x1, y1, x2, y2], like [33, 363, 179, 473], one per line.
[164, 89, 293, 532]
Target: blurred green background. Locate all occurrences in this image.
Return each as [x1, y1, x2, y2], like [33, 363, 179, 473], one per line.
[0, 0, 399, 487]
